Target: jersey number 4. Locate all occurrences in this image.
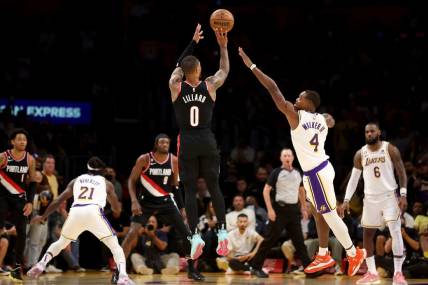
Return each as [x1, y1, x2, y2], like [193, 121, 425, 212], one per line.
[310, 134, 319, 152]
[78, 186, 95, 200]
[190, 106, 199, 127]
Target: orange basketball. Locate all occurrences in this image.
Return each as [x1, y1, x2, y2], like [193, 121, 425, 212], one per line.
[209, 9, 234, 32]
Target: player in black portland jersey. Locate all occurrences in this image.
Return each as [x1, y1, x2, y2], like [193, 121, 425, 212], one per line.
[120, 134, 203, 281]
[169, 24, 230, 262]
[0, 129, 37, 281]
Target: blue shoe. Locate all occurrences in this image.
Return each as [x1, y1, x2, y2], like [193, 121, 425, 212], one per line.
[190, 234, 205, 260]
[216, 229, 230, 256]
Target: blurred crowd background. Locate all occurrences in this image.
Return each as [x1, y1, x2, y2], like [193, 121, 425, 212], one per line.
[0, 0, 427, 277]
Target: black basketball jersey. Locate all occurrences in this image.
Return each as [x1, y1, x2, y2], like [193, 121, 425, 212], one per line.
[140, 152, 173, 198]
[0, 149, 29, 196]
[173, 81, 214, 132]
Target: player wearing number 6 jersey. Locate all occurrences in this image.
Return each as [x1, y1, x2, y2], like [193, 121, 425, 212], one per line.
[169, 24, 230, 262]
[339, 123, 408, 285]
[238, 47, 366, 276]
[27, 157, 134, 285]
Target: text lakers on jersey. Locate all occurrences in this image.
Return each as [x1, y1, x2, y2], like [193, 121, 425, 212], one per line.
[361, 141, 397, 195]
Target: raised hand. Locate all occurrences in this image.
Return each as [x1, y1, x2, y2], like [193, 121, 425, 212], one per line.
[215, 28, 228, 48]
[238, 47, 253, 68]
[193, 23, 204, 44]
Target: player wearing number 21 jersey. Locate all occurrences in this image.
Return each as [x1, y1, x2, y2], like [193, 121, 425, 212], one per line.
[27, 157, 134, 285]
[238, 47, 366, 277]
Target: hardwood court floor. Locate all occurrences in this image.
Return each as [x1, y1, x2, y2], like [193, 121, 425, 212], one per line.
[1, 272, 428, 285]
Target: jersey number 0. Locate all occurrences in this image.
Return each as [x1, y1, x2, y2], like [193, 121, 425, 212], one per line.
[190, 106, 199, 127]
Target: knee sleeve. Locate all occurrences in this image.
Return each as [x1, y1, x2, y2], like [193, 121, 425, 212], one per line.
[387, 219, 404, 256]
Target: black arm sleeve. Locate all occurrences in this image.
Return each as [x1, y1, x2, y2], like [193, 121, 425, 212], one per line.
[172, 185, 184, 210]
[27, 181, 36, 203]
[176, 40, 196, 67]
[267, 168, 281, 188]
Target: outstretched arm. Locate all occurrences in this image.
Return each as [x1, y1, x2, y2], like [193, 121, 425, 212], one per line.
[238, 47, 298, 129]
[169, 24, 204, 102]
[206, 28, 229, 96]
[31, 179, 75, 223]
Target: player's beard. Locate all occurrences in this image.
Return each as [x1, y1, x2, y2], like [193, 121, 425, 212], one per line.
[366, 135, 380, 145]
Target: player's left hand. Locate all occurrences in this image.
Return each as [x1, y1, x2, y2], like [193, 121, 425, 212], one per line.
[192, 23, 204, 44]
[398, 196, 408, 212]
[23, 202, 33, 216]
[238, 47, 253, 69]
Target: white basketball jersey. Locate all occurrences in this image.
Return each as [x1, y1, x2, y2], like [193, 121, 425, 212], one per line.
[72, 174, 107, 208]
[291, 110, 330, 171]
[361, 141, 397, 195]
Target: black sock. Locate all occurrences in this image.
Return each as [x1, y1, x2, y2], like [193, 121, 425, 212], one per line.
[187, 259, 195, 272]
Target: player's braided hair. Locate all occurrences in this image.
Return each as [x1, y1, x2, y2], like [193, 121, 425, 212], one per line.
[87, 156, 106, 174]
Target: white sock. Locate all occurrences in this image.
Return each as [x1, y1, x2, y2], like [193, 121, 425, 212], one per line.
[103, 235, 128, 277]
[394, 256, 405, 274]
[366, 256, 376, 274]
[40, 252, 53, 267]
[346, 245, 357, 257]
[318, 247, 328, 256]
[322, 211, 356, 257]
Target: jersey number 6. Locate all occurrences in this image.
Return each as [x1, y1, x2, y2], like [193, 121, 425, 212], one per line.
[78, 186, 95, 200]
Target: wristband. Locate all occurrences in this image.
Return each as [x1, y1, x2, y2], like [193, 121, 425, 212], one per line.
[400, 187, 407, 197]
[250, 63, 256, 71]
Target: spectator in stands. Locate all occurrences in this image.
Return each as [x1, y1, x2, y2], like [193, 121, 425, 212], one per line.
[245, 195, 267, 234]
[216, 214, 263, 274]
[130, 215, 179, 275]
[105, 167, 123, 201]
[196, 178, 211, 218]
[0, 230, 10, 275]
[226, 195, 256, 232]
[248, 167, 269, 208]
[42, 155, 59, 199]
[414, 204, 428, 258]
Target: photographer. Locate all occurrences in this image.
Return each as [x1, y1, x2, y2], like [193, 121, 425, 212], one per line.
[130, 215, 179, 275]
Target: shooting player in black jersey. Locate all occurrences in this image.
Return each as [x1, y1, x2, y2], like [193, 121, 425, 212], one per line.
[169, 24, 230, 262]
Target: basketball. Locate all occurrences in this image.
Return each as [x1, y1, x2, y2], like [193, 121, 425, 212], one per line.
[209, 9, 234, 32]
